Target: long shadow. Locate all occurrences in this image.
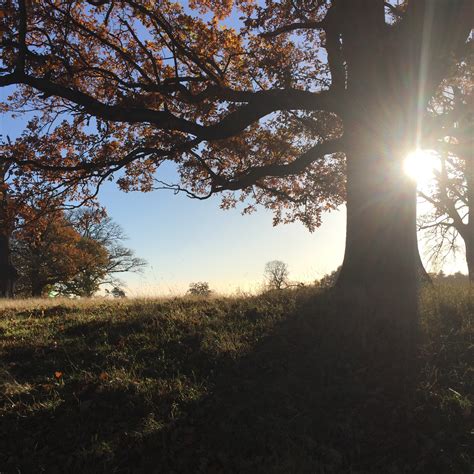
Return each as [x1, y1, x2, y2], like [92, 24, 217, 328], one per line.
[140, 294, 471, 474]
[1, 294, 471, 473]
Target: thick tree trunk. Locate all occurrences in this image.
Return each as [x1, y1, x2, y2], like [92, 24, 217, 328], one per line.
[31, 275, 46, 297]
[337, 131, 418, 335]
[334, 2, 421, 342]
[0, 176, 18, 298]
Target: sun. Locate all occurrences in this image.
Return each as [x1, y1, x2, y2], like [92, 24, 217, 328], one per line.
[404, 149, 440, 187]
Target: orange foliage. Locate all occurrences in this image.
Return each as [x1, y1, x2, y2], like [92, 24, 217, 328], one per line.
[0, 1, 471, 230]
[13, 210, 109, 296]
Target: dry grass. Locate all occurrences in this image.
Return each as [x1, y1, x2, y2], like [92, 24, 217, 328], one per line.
[0, 286, 472, 473]
[0, 295, 206, 311]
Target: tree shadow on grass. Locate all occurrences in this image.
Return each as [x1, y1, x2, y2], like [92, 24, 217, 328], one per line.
[1, 294, 471, 473]
[143, 295, 472, 474]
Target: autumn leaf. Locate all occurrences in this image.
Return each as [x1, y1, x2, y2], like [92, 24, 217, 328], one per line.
[99, 372, 109, 381]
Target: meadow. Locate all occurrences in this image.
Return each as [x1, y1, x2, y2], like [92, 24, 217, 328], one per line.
[0, 286, 472, 473]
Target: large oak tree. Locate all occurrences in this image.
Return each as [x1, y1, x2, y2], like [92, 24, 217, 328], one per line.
[0, 1, 472, 325]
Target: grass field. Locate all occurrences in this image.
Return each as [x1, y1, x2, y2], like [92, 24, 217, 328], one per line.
[0, 286, 472, 473]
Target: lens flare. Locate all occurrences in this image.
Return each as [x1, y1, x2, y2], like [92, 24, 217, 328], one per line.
[404, 149, 439, 187]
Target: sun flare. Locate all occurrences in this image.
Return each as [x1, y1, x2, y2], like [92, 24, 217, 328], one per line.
[404, 149, 440, 186]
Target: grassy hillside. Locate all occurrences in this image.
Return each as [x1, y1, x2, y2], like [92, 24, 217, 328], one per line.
[0, 287, 472, 473]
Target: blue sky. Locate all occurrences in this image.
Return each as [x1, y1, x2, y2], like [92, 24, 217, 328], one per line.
[97, 174, 347, 295]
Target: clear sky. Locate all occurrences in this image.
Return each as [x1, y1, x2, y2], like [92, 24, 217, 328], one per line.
[96, 170, 347, 295]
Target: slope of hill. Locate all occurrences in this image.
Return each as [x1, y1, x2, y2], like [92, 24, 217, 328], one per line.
[0, 287, 472, 473]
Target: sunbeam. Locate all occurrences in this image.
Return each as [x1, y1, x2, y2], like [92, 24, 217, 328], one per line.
[404, 149, 440, 187]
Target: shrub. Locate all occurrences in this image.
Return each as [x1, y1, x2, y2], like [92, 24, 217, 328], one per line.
[187, 282, 212, 297]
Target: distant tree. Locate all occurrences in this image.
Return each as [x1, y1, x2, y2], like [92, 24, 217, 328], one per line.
[187, 282, 212, 297]
[264, 260, 289, 291]
[54, 237, 110, 297]
[110, 286, 126, 298]
[57, 209, 147, 297]
[13, 207, 144, 297]
[13, 211, 108, 297]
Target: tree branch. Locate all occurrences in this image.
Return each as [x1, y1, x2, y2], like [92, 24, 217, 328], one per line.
[0, 71, 342, 139]
[260, 20, 325, 39]
[213, 137, 344, 191]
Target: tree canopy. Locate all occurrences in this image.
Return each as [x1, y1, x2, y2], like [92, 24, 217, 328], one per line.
[2, 1, 469, 230]
[13, 208, 146, 297]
